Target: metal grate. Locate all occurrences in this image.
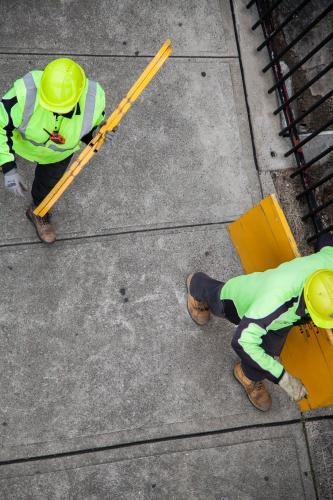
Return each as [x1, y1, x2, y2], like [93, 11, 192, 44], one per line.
[247, 0, 333, 243]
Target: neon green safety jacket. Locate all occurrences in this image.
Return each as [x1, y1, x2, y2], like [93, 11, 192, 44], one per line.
[0, 70, 105, 170]
[221, 243, 333, 383]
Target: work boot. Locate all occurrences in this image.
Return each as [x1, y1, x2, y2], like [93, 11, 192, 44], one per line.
[233, 362, 272, 412]
[186, 274, 211, 325]
[26, 205, 56, 244]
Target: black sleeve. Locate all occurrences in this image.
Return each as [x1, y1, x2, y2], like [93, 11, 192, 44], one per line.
[80, 110, 105, 145]
[81, 125, 98, 145]
[2, 161, 16, 174]
[0, 95, 17, 171]
[315, 232, 333, 251]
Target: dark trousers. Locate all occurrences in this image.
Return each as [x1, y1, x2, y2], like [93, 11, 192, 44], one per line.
[190, 272, 286, 382]
[190, 272, 225, 317]
[31, 155, 73, 206]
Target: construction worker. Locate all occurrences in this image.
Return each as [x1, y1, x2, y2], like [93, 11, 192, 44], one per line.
[186, 234, 333, 411]
[0, 58, 105, 243]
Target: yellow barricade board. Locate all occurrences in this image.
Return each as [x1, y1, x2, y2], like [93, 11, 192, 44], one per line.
[228, 194, 333, 411]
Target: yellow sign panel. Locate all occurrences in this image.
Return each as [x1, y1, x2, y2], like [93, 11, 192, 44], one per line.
[228, 194, 333, 411]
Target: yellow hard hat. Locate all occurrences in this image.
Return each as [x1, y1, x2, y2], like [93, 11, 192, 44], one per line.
[39, 58, 86, 113]
[304, 269, 333, 328]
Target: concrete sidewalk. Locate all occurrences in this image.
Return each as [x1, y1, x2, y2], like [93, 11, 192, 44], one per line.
[0, 1, 331, 498]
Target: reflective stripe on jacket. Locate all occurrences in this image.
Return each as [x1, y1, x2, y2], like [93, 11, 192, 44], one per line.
[221, 244, 333, 383]
[0, 70, 105, 166]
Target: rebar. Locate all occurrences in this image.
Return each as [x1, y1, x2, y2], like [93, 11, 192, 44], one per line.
[246, 0, 256, 9]
[262, 3, 333, 73]
[252, 0, 285, 30]
[257, 0, 311, 51]
[274, 60, 333, 115]
[268, 31, 333, 93]
[303, 198, 333, 220]
[280, 89, 333, 136]
[290, 145, 333, 178]
[256, 0, 326, 239]
[285, 117, 333, 158]
[297, 170, 333, 200]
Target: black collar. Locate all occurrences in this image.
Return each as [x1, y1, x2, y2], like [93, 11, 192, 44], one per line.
[53, 102, 81, 119]
[296, 291, 307, 318]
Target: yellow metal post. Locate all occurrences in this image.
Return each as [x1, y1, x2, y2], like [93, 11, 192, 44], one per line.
[228, 194, 333, 411]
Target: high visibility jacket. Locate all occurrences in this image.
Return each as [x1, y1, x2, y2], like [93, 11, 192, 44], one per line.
[221, 241, 333, 383]
[0, 70, 105, 169]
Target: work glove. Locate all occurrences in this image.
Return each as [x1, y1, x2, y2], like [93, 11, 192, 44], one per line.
[104, 126, 117, 144]
[4, 168, 27, 197]
[99, 122, 117, 144]
[279, 371, 307, 401]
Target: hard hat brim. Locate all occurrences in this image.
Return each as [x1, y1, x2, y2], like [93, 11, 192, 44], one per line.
[39, 97, 76, 114]
[311, 316, 333, 329]
[38, 87, 84, 114]
[307, 302, 333, 329]
[304, 269, 333, 329]
[39, 60, 86, 114]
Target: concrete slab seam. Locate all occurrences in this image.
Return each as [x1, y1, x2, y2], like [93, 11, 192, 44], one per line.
[1, 415, 332, 468]
[301, 418, 320, 500]
[228, 0, 264, 200]
[0, 51, 239, 60]
[0, 220, 235, 250]
[0, 434, 307, 481]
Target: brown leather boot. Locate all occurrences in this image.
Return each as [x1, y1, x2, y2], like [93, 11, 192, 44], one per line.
[186, 274, 211, 325]
[233, 362, 272, 412]
[26, 205, 56, 244]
